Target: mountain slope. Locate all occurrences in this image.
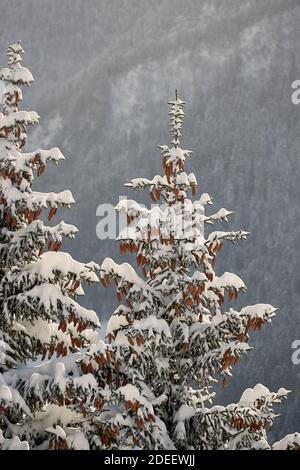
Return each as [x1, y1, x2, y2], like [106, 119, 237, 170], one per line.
[1, 0, 300, 439]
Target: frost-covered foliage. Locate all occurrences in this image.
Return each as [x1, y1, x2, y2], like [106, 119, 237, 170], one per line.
[0, 42, 101, 449]
[99, 92, 300, 450]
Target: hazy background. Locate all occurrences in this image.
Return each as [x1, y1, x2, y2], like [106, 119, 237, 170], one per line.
[1, 0, 300, 440]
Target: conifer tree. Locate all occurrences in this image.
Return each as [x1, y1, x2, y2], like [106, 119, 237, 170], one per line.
[0, 42, 101, 449]
[100, 92, 300, 449]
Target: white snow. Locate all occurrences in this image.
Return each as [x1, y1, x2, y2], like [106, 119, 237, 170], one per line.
[116, 384, 154, 413]
[0, 110, 39, 129]
[199, 193, 213, 206]
[45, 425, 66, 440]
[273, 433, 300, 450]
[22, 252, 99, 284]
[205, 208, 234, 225]
[67, 430, 89, 450]
[0, 380, 31, 416]
[125, 174, 170, 189]
[239, 383, 271, 406]
[168, 147, 192, 161]
[0, 431, 29, 450]
[239, 304, 277, 319]
[17, 283, 100, 327]
[190, 271, 207, 283]
[174, 404, 196, 422]
[209, 272, 246, 291]
[0, 384, 12, 402]
[101, 258, 147, 289]
[106, 313, 129, 337]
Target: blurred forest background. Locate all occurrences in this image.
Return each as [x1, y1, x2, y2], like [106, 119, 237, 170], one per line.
[1, 0, 300, 440]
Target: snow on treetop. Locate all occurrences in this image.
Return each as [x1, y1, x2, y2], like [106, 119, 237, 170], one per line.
[126, 171, 196, 193]
[106, 313, 129, 337]
[219, 341, 251, 358]
[168, 97, 186, 106]
[239, 383, 289, 407]
[0, 340, 14, 366]
[112, 315, 171, 351]
[137, 315, 171, 337]
[125, 174, 169, 189]
[188, 173, 197, 184]
[0, 384, 13, 402]
[6, 353, 83, 384]
[37, 147, 65, 164]
[273, 433, 300, 450]
[207, 230, 250, 244]
[22, 252, 99, 283]
[239, 384, 270, 406]
[210, 272, 246, 291]
[87, 339, 107, 357]
[168, 147, 192, 162]
[16, 283, 100, 327]
[0, 64, 34, 85]
[20, 318, 52, 345]
[0, 111, 39, 129]
[17, 146, 65, 171]
[117, 226, 139, 242]
[117, 384, 140, 401]
[116, 384, 153, 412]
[101, 258, 147, 289]
[8, 42, 24, 55]
[174, 404, 196, 422]
[117, 201, 206, 244]
[47, 221, 78, 239]
[0, 383, 31, 416]
[0, 139, 17, 162]
[2, 221, 77, 250]
[31, 190, 75, 207]
[239, 304, 278, 319]
[0, 432, 29, 450]
[1, 180, 75, 210]
[3, 82, 23, 100]
[4, 358, 99, 415]
[66, 430, 89, 450]
[203, 290, 219, 305]
[115, 199, 147, 216]
[118, 203, 163, 226]
[45, 425, 66, 440]
[189, 271, 207, 283]
[199, 193, 213, 206]
[277, 387, 291, 397]
[74, 284, 85, 295]
[175, 172, 189, 186]
[0, 145, 65, 169]
[23, 403, 80, 438]
[175, 172, 193, 186]
[205, 208, 234, 225]
[53, 362, 70, 389]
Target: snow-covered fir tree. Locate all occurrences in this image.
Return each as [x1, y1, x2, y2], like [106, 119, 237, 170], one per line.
[0, 41, 299, 451]
[99, 92, 300, 450]
[0, 42, 102, 449]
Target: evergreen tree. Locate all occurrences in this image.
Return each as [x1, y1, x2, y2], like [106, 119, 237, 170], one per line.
[0, 42, 101, 449]
[100, 92, 300, 449]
